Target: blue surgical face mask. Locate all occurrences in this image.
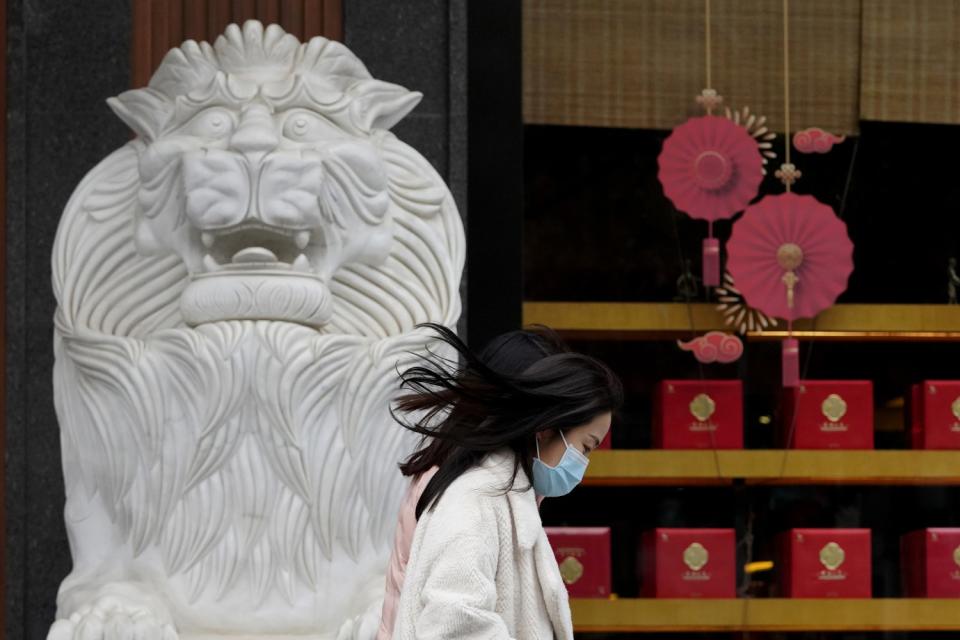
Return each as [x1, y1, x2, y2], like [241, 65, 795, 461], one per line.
[532, 430, 589, 498]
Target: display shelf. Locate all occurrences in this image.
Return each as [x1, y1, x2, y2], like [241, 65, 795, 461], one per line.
[570, 598, 960, 632]
[523, 302, 960, 340]
[583, 450, 960, 485]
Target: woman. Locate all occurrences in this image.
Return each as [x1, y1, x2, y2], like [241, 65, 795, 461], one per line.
[385, 324, 622, 639]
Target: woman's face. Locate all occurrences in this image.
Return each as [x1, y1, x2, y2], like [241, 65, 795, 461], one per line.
[536, 411, 612, 467]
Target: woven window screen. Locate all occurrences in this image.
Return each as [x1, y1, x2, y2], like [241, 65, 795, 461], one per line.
[132, 0, 343, 88]
[523, 0, 861, 134]
[861, 0, 960, 124]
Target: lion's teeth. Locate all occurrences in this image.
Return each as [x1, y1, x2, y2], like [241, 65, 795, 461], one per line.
[232, 247, 278, 263]
[292, 254, 311, 272]
[295, 231, 310, 249]
[203, 254, 220, 272]
[201, 232, 215, 248]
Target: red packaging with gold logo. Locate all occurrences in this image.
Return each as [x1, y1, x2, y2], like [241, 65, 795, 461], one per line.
[780, 380, 874, 449]
[779, 529, 871, 598]
[653, 381, 743, 449]
[910, 381, 960, 449]
[901, 528, 960, 597]
[544, 527, 611, 598]
[640, 528, 736, 598]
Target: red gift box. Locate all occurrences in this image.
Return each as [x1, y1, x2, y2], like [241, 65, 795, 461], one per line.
[901, 529, 960, 597]
[640, 528, 736, 598]
[653, 380, 743, 449]
[781, 380, 874, 449]
[544, 527, 611, 598]
[910, 381, 960, 449]
[779, 529, 871, 598]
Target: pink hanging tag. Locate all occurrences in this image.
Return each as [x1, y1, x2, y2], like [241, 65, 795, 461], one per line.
[782, 338, 800, 387]
[703, 238, 721, 287]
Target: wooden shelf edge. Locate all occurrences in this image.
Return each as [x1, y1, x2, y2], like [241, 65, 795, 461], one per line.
[582, 450, 960, 485]
[523, 302, 960, 339]
[571, 598, 960, 632]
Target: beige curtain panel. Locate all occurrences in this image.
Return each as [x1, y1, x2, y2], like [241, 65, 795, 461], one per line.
[523, 0, 861, 134]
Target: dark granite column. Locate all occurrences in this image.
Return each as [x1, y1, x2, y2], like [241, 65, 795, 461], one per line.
[5, 1, 475, 636]
[6, 1, 132, 637]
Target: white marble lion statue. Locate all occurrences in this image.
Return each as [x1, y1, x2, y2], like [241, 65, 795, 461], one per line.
[48, 21, 463, 639]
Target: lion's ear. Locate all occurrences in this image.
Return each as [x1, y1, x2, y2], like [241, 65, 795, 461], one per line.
[107, 89, 171, 141]
[348, 80, 422, 132]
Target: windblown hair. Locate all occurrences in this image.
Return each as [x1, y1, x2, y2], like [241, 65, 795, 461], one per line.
[396, 323, 623, 518]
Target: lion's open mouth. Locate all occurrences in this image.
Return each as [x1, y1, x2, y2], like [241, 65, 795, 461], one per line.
[199, 222, 315, 274]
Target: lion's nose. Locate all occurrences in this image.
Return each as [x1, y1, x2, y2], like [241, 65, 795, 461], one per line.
[229, 104, 279, 154]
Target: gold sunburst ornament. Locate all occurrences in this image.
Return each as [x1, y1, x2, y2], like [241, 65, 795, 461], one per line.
[725, 106, 778, 175]
[715, 272, 778, 335]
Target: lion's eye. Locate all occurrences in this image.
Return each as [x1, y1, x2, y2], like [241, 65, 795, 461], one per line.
[186, 108, 236, 139]
[282, 111, 332, 142]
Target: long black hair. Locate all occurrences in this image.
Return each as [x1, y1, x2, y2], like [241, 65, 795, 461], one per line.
[395, 323, 623, 518]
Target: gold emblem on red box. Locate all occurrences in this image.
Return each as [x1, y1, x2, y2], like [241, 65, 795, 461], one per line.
[951, 396, 960, 420]
[689, 394, 716, 422]
[559, 555, 584, 585]
[953, 545, 960, 568]
[683, 542, 710, 571]
[819, 542, 846, 571]
[821, 394, 848, 422]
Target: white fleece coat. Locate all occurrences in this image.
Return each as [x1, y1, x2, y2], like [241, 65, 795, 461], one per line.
[392, 452, 574, 640]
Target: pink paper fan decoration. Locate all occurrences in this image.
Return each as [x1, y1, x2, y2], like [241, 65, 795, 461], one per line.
[658, 115, 764, 286]
[727, 193, 853, 320]
[726, 192, 854, 386]
[659, 116, 764, 219]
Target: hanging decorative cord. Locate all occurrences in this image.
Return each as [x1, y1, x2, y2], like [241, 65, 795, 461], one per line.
[775, 0, 801, 192]
[705, 0, 712, 95]
[695, 0, 724, 115]
[782, 0, 790, 181]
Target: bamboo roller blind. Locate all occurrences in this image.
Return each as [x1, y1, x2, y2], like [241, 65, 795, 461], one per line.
[132, 0, 343, 88]
[525, 0, 877, 134]
[526, 0, 960, 131]
[523, 0, 862, 134]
